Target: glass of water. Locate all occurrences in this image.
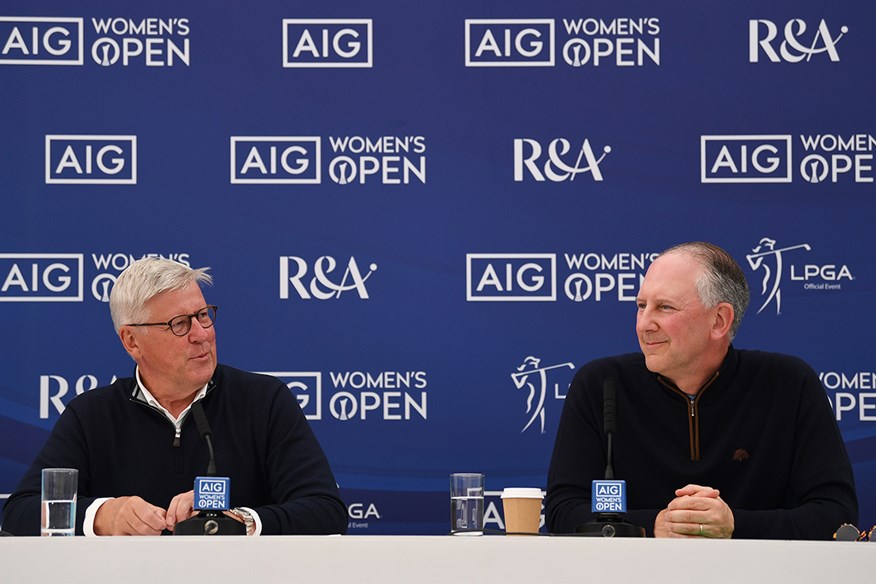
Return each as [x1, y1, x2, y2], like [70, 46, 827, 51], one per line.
[450, 473, 484, 535]
[41, 468, 78, 536]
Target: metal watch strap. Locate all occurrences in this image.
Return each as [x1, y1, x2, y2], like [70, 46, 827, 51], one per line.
[230, 507, 255, 536]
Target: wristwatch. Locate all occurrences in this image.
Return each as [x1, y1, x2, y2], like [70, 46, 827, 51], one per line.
[229, 507, 255, 536]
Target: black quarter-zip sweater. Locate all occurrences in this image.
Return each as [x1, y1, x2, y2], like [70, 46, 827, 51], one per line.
[546, 347, 858, 539]
[2, 364, 347, 536]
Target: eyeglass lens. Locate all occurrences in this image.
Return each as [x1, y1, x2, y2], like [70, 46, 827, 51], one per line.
[169, 306, 216, 336]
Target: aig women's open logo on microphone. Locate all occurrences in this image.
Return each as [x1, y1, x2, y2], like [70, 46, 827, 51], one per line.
[194, 477, 229, 511]
[592, 480, 626, 513]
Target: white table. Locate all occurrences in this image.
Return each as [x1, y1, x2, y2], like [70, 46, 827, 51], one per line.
[2, 535, 874, 584]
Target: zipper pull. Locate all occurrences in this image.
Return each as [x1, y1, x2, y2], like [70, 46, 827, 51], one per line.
[173, 426, 181, 447]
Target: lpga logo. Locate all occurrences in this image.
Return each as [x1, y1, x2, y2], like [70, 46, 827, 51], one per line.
[746, 238, 811, 315]
[511, 357, 574, 434]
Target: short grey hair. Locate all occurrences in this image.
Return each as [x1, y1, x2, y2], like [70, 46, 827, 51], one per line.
[660, 242, 750, 340]
[109, 257, 212, 333]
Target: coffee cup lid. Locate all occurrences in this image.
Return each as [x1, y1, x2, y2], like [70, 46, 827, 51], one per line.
[501, 488, 543, 499]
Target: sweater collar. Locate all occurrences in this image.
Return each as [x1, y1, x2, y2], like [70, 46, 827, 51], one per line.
[129, 365, 218, 408]
[654, 345, 738, 397]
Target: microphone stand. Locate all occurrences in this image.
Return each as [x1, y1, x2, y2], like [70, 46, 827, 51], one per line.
[175, 510, 244, 536]
[174, 401, 245, 536]
[574, 429, 645, 537]
[576, 379, 645, 538]
[575, 513, 645, 537]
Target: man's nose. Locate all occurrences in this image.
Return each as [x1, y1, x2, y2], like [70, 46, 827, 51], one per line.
[187, 318, 210, 340]
[637, 307, 657, 331]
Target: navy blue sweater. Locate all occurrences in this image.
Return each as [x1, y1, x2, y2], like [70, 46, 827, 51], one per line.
[546, 347, 858, 539]
[2, 364, 347, 536]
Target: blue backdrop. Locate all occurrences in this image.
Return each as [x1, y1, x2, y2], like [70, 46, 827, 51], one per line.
[1, 0, 874, 535]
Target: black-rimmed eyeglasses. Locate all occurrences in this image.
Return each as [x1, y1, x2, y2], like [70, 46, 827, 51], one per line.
[125, 305, 218, 337]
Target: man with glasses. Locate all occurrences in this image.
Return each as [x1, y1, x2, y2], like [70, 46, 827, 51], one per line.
[1, 258, 347, 536]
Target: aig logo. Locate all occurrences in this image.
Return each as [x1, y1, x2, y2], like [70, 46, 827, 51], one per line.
[263, 372, 323, 420]
[700, 135, 792, 183]
[466, 254, 556, 302]
[749, 19, 847, 63]
[46, 135, 137, 184]
[279, 256, 377, 300]
[0, 17, 83, 65]
[283, 19, 372, 68]
[465, 19, 554, 67]
[1, 254, 84, 302]
[230, 137, 320, 184]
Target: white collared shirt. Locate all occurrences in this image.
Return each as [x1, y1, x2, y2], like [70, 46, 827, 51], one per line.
[135, 367, 209, 428]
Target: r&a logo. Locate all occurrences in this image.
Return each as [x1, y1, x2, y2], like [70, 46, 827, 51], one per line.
[514, 138, 611, 182]
[749, 19, 848, 63]
[465, 19, 554, 67]
[46, 135, 137, 184]
[279, 256, 377, 300]
[283, 19, 372, 68]
[40, 373, 114, 418]
[0, 17, 83, 65]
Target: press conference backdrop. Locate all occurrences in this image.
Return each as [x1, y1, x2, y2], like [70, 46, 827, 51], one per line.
[1, 1, 874, 535]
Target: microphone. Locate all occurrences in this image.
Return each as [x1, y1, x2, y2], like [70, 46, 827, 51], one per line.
[191, 399, 217, 476]
[575, 378, 645, 537]
[174, 400, 245, 536]
[603, 378, 616, 480]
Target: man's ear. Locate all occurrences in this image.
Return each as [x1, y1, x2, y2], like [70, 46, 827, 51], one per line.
[711, 303, 734, 340]
[119, 327, 141, 359]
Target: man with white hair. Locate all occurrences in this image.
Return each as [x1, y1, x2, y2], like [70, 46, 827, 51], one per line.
[2, 257, 346, 536]
[546, 242, 857, 539]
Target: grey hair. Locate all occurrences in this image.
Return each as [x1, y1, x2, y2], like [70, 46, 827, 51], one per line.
[660, 242, 750, 340]
[109, 257, 212, 333]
